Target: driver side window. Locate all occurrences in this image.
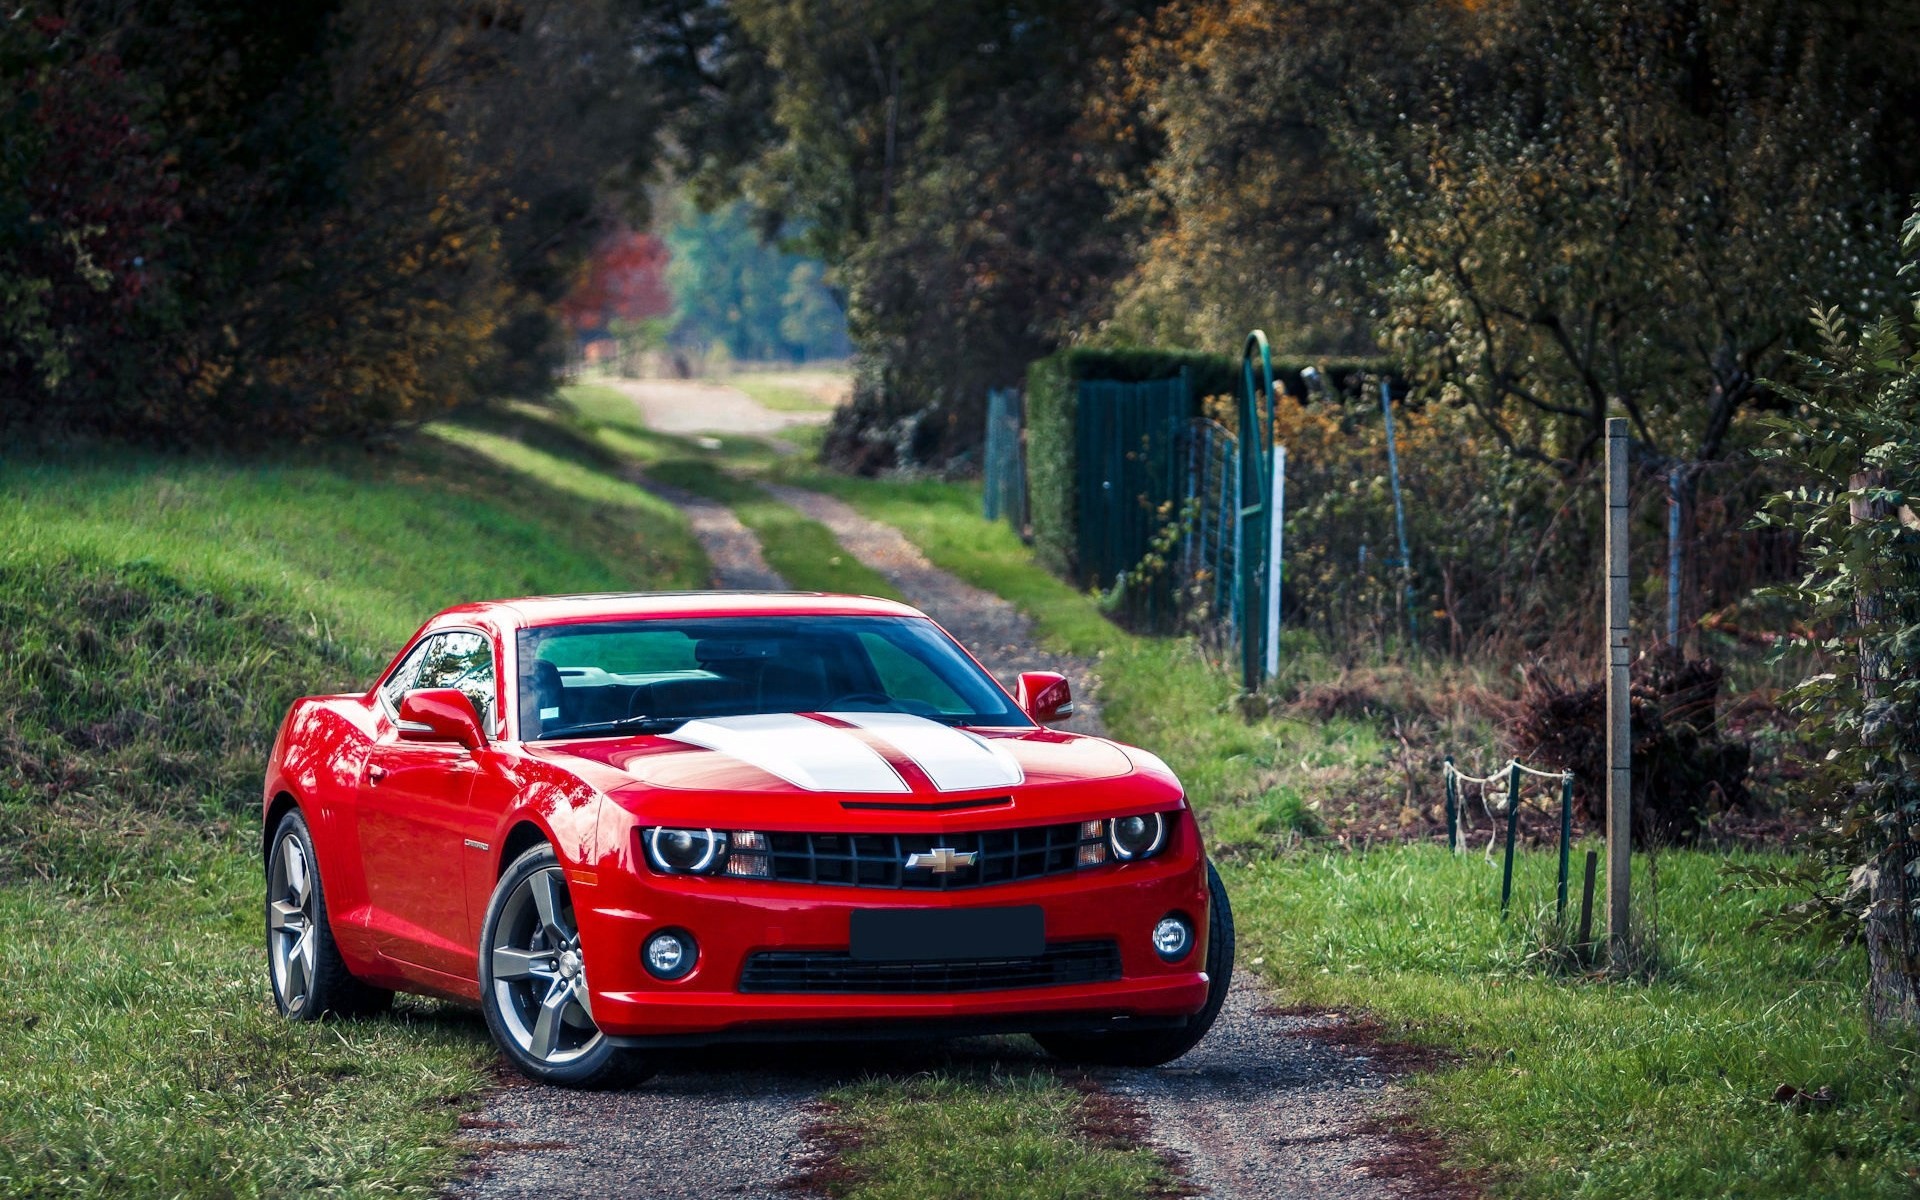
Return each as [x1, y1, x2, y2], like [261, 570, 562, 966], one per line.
[382, 631, 496, 729]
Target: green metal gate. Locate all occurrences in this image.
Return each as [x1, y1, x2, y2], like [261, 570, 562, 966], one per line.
[1073, 372, 1190, 620]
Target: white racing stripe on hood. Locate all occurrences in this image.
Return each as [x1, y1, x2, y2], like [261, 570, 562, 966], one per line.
[827, 712, 1025, 792]
[664, 714, 908, 793]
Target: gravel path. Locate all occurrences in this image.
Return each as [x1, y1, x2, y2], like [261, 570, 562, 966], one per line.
[634, 474, 787, 590]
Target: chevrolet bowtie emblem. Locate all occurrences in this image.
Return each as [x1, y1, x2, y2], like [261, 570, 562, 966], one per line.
[905, 847, 978, 874]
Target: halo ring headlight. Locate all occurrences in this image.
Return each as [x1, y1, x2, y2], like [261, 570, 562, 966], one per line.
[1110, 811, 1168, 861]
[645, 827, 726, 874]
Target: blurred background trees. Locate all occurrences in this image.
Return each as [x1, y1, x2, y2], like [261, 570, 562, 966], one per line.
[0, 0, 732, 441]
[8, 0, 1920, 659]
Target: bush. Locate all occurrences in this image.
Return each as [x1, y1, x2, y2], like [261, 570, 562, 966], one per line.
[1513, 650, 1751, 846]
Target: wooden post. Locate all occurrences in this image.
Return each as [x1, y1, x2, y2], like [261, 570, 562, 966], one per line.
[1606, 418, 1632, 967]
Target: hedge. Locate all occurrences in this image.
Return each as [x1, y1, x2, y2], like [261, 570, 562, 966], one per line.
[1025, 345, 1389, 580]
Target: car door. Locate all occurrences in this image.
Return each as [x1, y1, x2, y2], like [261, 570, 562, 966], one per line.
[358, 629, 496, 979]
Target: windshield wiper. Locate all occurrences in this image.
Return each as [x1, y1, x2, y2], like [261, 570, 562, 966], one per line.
[543, 715, 688, 738]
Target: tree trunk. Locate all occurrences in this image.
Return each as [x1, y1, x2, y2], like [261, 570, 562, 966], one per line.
[1853, 469, 1920, 1033]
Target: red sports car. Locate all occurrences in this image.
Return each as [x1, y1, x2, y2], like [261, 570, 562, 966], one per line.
[262, 592, 1232, 1086]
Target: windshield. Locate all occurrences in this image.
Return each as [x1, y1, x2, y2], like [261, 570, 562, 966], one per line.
[515, 615, 1031, 741]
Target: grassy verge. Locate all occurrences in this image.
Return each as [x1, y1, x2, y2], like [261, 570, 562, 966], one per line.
[773, 467, 1920, 1198]
[0, 433, 704, 1196]
[720, 368, 846, 413]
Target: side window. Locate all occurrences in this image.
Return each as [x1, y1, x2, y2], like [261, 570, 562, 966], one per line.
[857, 632, 968, 714]
[383, 631, 496, 728]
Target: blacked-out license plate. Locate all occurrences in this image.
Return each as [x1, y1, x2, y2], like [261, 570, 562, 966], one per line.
[849, 906, 1044, 962]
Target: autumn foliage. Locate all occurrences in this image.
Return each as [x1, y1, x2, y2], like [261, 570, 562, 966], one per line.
[0, 1, 705, 443]
[560, 232, 674, 336]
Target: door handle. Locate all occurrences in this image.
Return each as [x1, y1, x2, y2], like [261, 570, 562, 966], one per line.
[367, 763, 388, 785]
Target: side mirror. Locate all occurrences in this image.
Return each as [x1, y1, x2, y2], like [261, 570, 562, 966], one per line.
[1015, 671, 1074, 725]
[396, 688, 486, 751]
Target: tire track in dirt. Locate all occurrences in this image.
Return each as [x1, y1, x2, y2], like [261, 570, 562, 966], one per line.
[631, 472, 786, 590]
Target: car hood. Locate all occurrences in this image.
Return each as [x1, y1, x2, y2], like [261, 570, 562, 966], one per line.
[526, 712, 1179, 828]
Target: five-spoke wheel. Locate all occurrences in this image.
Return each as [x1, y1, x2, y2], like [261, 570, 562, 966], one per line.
[265, 810, 392, 1019]
[267, 830, 318, 1015]
[478, 845, 650, 1087]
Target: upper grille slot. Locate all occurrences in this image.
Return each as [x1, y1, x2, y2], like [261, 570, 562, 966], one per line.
[762, 822, 1101, 890]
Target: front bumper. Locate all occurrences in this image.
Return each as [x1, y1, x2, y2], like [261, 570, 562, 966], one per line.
[572, 841, 1212, 1041]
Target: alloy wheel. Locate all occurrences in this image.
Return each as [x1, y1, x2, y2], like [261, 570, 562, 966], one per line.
[489, 866, 602, 1065]
[268, 833, 317, 1014]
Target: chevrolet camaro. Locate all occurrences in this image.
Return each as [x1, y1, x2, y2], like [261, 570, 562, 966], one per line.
[262, 592, 1233, 1087]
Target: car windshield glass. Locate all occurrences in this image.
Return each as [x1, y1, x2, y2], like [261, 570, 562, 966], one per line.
[515, 615, 1031, 741]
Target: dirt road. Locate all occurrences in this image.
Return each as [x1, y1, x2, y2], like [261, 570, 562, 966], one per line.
[603, 376, 830, 436]
[456, 388, 1416, 1200]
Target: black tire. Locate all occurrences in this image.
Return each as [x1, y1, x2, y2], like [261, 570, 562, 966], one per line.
[478, 844, 654, 1088]
[1036, 860, 1235, 1068]
[266, 809, 394, 1019]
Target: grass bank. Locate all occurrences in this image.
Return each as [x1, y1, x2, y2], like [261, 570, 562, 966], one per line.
[777, 467, 1920, 1199]
[0, 434, 704, 1196]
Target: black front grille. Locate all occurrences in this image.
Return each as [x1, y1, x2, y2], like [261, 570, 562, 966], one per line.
[760, 822, 1101, 890]
[738, 940, 1122, 994]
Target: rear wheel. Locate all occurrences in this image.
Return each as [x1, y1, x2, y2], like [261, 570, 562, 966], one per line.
[479, 844, 654, 1088]
[1036, 860, 1235, 1068]
[266, 810, 393, 1019]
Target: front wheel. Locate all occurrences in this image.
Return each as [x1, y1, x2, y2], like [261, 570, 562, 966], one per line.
[1036, 860, 1235, 1068]
[478, 844, 654, 1088]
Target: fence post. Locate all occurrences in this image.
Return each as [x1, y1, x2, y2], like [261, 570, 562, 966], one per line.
[1237, 331, 1276, 692]
[1577, 849, 1599, 952]
[1666, 464, 1683, 647]
[1444, 755, 1459, 853]
[1606, 417, 1632, 966]
[1557, 773, 1574, 918]
[1499, 762, 1521, 916]
[1380, 378, 1415, 644]
[1265, 445, 1285, 678]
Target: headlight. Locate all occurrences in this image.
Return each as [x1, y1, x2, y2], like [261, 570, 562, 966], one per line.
[1109, 811, 1168, 861]
[641, 827, 770, 877]
[644, 827, 727, 874]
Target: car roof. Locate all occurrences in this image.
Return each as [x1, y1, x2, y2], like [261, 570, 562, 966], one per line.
[434, 591, 929, 629]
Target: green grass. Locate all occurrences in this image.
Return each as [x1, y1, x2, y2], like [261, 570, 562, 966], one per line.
[0, 430, 706, 1196]
[810, 1071, 1171, 1200]
[1230, 847, 1920, 1198]
[722, 369, 845, 413]
[777, 464, 1920, 1199]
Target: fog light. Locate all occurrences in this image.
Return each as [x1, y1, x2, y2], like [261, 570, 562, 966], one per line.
[643, 929, 697, 980]
[1152, 915, 1192, 962]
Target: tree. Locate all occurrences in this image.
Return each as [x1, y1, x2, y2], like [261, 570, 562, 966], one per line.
[1756, 205, 1920, 1035]
[1, 0, 735, 441]
[1350, 0, 1912, 475]
[712, 0, 1158, 468]
[1090, 0, 1431, 354]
